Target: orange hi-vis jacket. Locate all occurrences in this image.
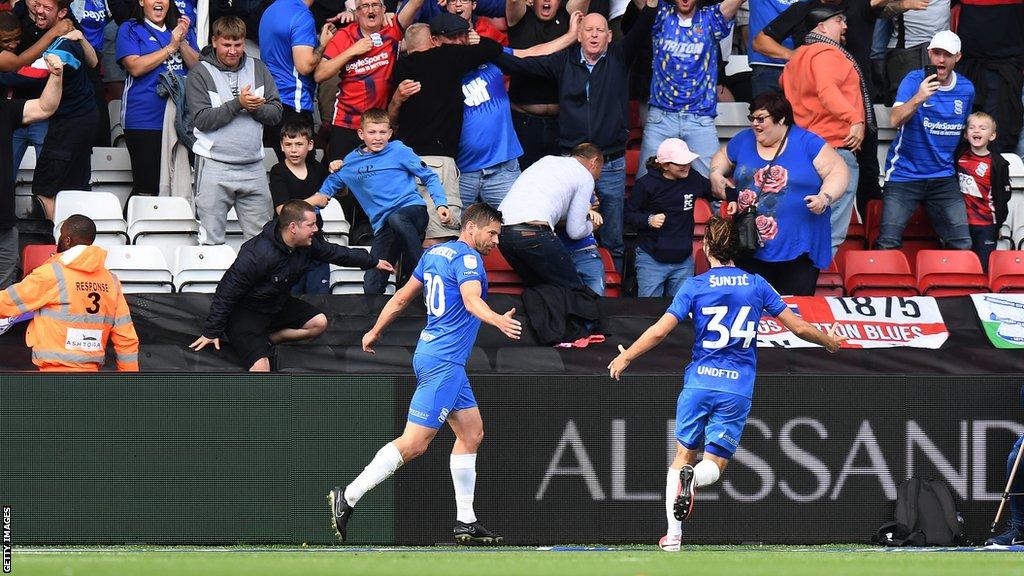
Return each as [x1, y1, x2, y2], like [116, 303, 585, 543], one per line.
[0, 244, 140, 371]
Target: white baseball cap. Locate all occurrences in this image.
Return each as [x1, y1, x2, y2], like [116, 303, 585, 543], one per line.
[927, 30, 961, 55]
[656, 138, 700, 166]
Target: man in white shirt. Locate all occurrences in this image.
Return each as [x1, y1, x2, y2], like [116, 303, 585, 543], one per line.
[497, 142, 603, 288]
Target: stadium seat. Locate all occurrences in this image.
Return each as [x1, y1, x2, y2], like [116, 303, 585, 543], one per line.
[1004, 152, 1024, 190]
[715, 102, 749, 141]
[842, 250, 917, 297]
[625, 148, 640, 190]
[15, 147, 35, 197]
[481, 247, 526, 294]
[815, 260, 844, 297]
[263, 148, 278, 173]
[915, 250, 988, 297]
[320, 198, 351, 245]
[90, 147, 133, 205]
[598, 247, 620, 297]
[223, 208, 246, 254]
[725, 54, 751, 77]
[20, 244, 56, 278]
[846, 206, 866, 247]
[693, 239, 709, 275]
[989, 251, 1024, 293]
[899, 239, 942, 273]
[693, 198, 712, 239]
[108, 100, 124, 146]
[53, 190, 128, 247]
[105, 245, 174, 294]
[126, 196, 200, 266]
[874, 104, 896, 143]
[173, 245, 236, 293]
[329, 248, 395, 294]
[865, 199, 937, 249]
[628, 99, 642, 129]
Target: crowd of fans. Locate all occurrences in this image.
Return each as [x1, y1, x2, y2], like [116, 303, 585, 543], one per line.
[0, 0, 1022, 298]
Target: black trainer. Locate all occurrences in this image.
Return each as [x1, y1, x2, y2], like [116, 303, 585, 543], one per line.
[328, 486, 354, 543]
[673, 465, 696, 521]
[454, 521, 504, 545]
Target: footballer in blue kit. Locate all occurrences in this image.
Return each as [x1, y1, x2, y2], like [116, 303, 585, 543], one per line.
[329, 203, 522, 546]
[609, 216, 845, 552]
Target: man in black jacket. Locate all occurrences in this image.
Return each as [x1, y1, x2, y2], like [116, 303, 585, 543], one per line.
[189, 200, 394, 371]
[496, 0, 657, 272]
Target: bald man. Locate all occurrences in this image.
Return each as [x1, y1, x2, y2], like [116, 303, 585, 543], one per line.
[497, 0, 659, 273]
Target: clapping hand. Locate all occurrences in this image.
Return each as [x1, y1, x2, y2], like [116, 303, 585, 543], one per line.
[238, 85, 265, 112]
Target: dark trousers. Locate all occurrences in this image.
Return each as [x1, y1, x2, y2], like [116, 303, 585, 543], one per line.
[33, 107, 98, 198]
[885, 43, 928, 103]
[124, 129, 162, 197]
[498, 225, 584, 289]
[856, 127, 882, 217]
[736, 252, 820, 296]
[511, 110, 560, 171]
[970, 224, 998, 272]
[366, 204, 428, 294]
[263, 108, 315, 163]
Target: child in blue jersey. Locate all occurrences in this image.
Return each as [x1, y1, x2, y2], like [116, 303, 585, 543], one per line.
[329, 203, 522, 546]
[319, 108, 452, 295]
[609, 216, 845, 552]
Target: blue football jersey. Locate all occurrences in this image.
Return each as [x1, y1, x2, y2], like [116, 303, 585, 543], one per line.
[412, 241, 488, 365]
[667, 266, 787, 398]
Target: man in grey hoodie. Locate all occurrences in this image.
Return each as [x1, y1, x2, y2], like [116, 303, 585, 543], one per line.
[186, 15, 283, 245]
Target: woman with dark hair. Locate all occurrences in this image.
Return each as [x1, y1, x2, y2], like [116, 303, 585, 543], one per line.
[707, 91, 848, 296]
[116, 0, 199, 197]
[608, 215, 845, 552]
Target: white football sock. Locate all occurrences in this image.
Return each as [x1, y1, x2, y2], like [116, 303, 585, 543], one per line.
[665, 467, 682, 538]
[345, 442, 404, 506]
[693, 459, 721, 488]
[450, 453, 478, 524]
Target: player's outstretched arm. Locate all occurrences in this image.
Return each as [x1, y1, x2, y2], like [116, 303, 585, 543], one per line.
[459, 280, 521, 340]
[776, 309, 847, 352]
[363, 276, 424, 353]
[608, 313, 680, 380]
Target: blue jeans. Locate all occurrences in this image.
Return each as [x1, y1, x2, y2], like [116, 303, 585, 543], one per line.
[572, 246, 605, 295]
[498, 225, 583, 288]
[876, 178, 971, 250]
[637, 107, 719, 178]
[512, 111, 560, 171]
[831, 148, 860, 254]
[291, 260, 330, 295]
[750, 65, 783, 99]
[366, 205, 428, 294]
[635, 247, 693, 298]
[459, 158, 520, 208]
[11, 120, 48, 184]
[596, 155, 626, 272]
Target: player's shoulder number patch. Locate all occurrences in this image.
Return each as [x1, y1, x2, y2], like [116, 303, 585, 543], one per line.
[463, 255, 478, 270]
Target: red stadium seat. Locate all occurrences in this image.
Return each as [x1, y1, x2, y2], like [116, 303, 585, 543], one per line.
[900, 239, 942, 274]
[842, 250, 918, 297]
[815, 260, 844, 297]
[628, 100, 642, 129]
[693, 240, 709, 276]
[693, 198, 712, 239]
[483, 248, 525, 294]
[625, 149, 640, 190]
[846, 206, 866, 245]
[21, 244, 56, 278]
[989, 251, 1024, 293]
[915, 250, 988, 297]
[865, 199, 937, 249]
[482, 247, 514, 271]
[598, 247, 620, 297]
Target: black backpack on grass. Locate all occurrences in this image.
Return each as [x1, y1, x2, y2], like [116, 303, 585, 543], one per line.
[872, 476, 969, 546]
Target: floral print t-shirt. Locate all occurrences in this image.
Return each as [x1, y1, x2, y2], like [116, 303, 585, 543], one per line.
[726, 126, 832, 270]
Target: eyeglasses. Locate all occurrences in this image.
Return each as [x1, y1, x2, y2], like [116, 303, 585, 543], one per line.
[747, 114, 772, 124]
[356, 2, 383, 10]
[449, 0, 474, 4]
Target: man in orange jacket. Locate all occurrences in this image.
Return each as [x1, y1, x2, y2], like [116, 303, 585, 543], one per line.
[0, 214, 139, 371]
[780, 5, 873, 256]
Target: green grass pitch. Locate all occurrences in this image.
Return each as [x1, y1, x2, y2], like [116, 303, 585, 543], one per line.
[10, 545, 1024, 576]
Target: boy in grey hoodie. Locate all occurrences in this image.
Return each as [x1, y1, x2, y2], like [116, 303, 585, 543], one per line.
[186, 16, 283, 245]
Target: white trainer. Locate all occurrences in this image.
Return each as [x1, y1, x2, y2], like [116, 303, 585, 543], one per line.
[658, 534, 681, 552]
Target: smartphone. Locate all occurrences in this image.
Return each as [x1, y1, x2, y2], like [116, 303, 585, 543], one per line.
[923, 64, 938, 79]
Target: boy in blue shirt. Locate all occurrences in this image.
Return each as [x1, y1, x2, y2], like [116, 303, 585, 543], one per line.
[877, 30, 974, 251]
[319, 108, 452, 294]
[329, 203, 522, 546]
[609, 216, 845, 552]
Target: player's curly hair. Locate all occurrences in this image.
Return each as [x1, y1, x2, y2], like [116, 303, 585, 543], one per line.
[704, 215, 739, 264]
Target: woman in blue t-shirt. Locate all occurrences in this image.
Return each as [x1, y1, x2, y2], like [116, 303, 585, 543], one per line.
[116, 0, 199, 197]
[708, 92, 849, 296]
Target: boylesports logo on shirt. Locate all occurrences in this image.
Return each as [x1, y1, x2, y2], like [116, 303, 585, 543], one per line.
[922, 117, 965, 137]
[346, 52, 391, 75]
